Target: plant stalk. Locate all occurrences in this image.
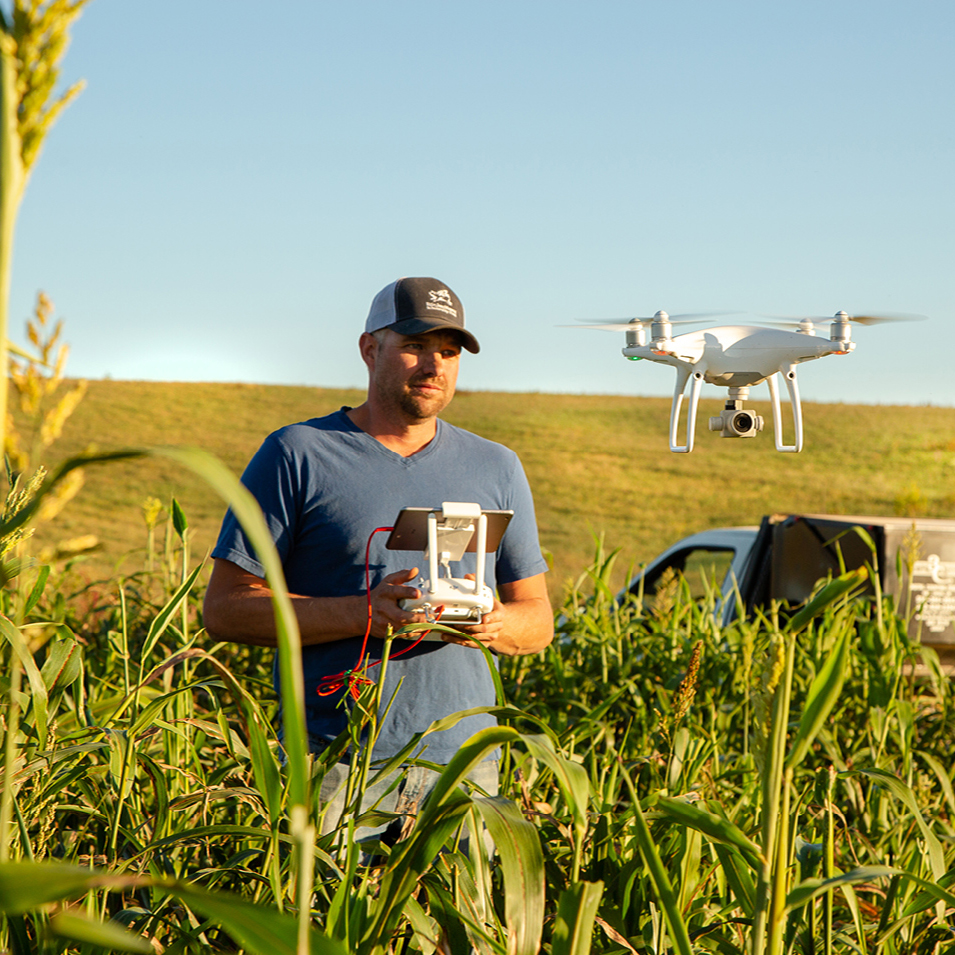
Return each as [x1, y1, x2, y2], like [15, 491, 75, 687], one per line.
[824, 764, 835, 955]
[753, 633, 796, 955]
[0, 35, 24, 459]
[0, 652, 21, 861]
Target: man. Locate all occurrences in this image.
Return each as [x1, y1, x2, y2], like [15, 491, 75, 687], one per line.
[204, 276, 552, 832]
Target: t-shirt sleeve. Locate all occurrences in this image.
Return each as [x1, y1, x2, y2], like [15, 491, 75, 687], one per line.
[211, 434, 300, 579]
[494, 453, 549, 585]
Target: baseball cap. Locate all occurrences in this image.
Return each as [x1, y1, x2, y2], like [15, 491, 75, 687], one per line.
[364, 277, 480, 353]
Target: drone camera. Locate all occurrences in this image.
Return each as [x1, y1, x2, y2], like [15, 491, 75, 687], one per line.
[709, 401, 765, 439]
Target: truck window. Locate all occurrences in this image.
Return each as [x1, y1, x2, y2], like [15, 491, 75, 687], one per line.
[683, 549, 735, 600]
[633, 547, 736, 602]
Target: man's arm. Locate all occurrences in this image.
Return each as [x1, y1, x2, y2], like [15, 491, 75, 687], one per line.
[440, 572, 553, 656]
[202, 557, 429, 646]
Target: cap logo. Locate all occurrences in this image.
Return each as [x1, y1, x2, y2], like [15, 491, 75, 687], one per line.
[427, 288, 458, 319]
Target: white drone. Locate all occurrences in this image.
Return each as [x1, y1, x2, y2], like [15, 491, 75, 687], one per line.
[572, 311, 922, 453]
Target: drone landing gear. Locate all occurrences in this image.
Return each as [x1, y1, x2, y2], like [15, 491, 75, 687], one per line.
[668, 365, 804, 453]
[766, 368, 803, 453]
[668, 368, 704, 453]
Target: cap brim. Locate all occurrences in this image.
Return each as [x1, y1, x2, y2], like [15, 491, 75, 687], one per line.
[389, 317, 480, 353]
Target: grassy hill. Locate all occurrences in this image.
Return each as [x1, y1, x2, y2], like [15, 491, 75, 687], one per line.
[20, 379, 955, 598]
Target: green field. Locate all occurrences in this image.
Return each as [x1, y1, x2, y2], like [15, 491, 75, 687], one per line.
[6, 380, 955, 953]
[24, 379, 955, 597]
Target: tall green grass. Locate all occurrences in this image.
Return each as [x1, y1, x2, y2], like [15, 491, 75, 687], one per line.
[3, 490, 955, 953]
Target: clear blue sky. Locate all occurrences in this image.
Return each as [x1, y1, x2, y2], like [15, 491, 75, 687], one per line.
[9, 1, 954, 406]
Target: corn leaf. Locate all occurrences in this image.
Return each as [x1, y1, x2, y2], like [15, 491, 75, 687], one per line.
[152, 447, 309, 813]
[168, 881, 348, 955]
[785, 865, 897, 911]
[415, 725, 523, 812]
[39, 630, 81, 695]
[472, 795, 545, 955]
[523, 733, 590, 839]
[49, 911, 153, 954]
[363, 728, 522, 951]
[785, 630, 849, 769]
[140, 562, 205, 662]
[786, 568, 867, 633]
[618, 766, 694, 955]
[363, 790, 474, 953]
[8, 446, 309, 813]
[851, 769, 946, 882]
[144, 825, 291, 852]
[403, 896, 440, 955]
[0, 863, 348, 955]
[0, 862, 112, 913]
[171, 496, 188, 538]
[422, 704, 558, 742]
[472, 638, 508, 707]
[244, 692, 284, 827]
[0, 450, 143, 540]
[22, 563, 49, 616]
[0, 613, 49, 750]
[712, 843, 757, 917]
[422, 877, 485, 953]
[655, 795, 763, 870]
[128, 681, 211, 737]
[918, 751, 955, 817]
[136, 752, 170, 843]
[551, 881, 604, 955]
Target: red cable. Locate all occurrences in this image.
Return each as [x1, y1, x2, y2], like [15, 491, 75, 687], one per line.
[316, 526, 443, 701]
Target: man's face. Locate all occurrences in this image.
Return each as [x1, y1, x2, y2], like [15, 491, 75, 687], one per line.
[364, 328, 462, 422]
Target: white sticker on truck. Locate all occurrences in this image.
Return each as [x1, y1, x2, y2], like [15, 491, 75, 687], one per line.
[911, 555, 955, 633]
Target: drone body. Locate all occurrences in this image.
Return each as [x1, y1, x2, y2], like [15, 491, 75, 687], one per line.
[573, 310, 915, 453]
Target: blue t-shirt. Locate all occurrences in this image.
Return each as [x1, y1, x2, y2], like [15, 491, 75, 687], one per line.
[212, 408, 548, 763]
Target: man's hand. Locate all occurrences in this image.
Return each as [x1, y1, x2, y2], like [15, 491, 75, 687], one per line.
[439, 595, 506, 649]
[438, 573, 553, 656]
[366, 567, 429, 637]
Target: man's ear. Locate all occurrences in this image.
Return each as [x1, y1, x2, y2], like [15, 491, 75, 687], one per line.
[358, 331, 379, 368]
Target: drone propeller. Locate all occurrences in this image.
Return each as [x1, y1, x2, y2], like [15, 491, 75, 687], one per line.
[827, 312, 925, 326]
[758, 311, 926, 329]
[564, 310, 738, 331]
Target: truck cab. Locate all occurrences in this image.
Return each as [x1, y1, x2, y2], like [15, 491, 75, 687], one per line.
[626, 513, 955, 660]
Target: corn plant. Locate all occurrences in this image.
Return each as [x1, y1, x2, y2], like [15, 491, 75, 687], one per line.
[3, 490, 955, 952]
[504, 543, 955, 953]
[0, 446, 318, 952]
[0, 0, 87, 457]
[0, 451, 601, 954]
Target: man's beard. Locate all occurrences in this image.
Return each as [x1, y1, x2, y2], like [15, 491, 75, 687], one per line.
[397, 376, 450, 420]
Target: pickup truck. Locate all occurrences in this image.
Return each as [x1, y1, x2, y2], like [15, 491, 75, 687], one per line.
[629, 513, 955, 659]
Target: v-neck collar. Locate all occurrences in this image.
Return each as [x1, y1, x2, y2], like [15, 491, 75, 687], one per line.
[336, 407, 445, 465]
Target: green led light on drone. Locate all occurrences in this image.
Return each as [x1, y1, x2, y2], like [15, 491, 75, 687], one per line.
[627, 356, 642, 361]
